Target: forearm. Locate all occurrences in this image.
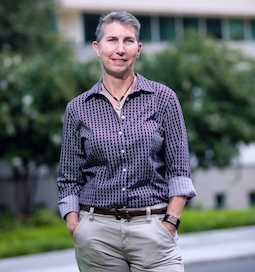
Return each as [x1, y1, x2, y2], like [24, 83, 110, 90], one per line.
[166, 196, 187, 218]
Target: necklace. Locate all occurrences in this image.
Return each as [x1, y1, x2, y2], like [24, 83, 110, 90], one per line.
[102, 76, 135, 102]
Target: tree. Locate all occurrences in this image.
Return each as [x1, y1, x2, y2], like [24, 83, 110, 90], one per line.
[0, 0, 56, 54]
[136, 32, 255, 168]
[0, 0, 90, 215]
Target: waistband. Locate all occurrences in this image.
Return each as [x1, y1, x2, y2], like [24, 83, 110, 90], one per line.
[80, 204, 167, 220]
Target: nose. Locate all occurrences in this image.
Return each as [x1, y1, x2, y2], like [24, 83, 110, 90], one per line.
[116, 41, 125, 54]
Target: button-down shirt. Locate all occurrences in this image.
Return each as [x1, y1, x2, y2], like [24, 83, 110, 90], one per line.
[57, 74, 196, 218]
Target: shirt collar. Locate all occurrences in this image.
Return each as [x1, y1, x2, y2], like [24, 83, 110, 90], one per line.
[84, 73, 155, 101]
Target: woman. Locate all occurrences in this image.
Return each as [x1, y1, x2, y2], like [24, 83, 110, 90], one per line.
[57, 11, 196, 272]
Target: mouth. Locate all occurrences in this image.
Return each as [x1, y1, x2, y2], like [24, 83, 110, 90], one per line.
[111, 59, 127, 63]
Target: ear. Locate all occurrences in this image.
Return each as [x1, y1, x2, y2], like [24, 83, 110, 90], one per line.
[92, 41, 100, 57]
[137, 42, 143, 58]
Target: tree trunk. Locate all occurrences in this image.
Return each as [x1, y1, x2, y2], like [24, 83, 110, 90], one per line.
[13, 161, 37, 216]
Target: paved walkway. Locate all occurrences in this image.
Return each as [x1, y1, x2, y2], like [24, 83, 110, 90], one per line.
[1, 226, 255, 272]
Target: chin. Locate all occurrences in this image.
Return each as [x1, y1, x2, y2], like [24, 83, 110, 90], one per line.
[106, 67, 130, 78]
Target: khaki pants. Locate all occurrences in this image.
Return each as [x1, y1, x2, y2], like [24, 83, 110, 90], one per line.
[73, 209, 184, 272]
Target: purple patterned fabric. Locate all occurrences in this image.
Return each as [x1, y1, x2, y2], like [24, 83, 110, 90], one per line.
[57, 74, 196, 218]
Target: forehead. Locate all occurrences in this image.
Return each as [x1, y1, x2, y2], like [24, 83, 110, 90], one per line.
[102, 21, 137, 38]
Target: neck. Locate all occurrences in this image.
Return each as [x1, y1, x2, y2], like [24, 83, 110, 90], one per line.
[102, 72, 135, 98]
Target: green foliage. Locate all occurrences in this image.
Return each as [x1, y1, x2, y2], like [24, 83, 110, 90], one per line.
[0, 224, 72, 258]
[0, 49, 88, 166]
[0, 0, 92, 214]
[180, 207, 255, 233]
[137, 32, 255, 168]
[0, 209, 72, 258]
[0, 0, 93, 169]
[0, 0, 56, 53]
[0, 208, 59, 230]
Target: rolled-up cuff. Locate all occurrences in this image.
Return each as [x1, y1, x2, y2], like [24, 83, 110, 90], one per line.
[58, 195, 80, 219]
[168, 176, 197, 199]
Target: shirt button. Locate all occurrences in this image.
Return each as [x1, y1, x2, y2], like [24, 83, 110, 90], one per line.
[123, 168, 127, 172]
[122, 187, 126, 191]
[119, 131, 123, 135]
[121, 149, 125, 154]
[121, 115, 125, 120]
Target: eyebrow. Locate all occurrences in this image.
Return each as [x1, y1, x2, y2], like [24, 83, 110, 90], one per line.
[105, 35, 136, 40]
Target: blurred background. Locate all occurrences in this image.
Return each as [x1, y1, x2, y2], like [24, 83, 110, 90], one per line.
[0, 0, 255, 262]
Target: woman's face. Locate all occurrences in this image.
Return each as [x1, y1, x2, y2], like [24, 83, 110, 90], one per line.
[92, 21, 142, 78]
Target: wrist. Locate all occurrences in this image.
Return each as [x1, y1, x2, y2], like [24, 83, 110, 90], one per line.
[162, 213, 181, 230]
[65, 211, 78, 222]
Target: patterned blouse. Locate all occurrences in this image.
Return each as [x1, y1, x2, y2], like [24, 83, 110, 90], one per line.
[57, 74, 196, 218]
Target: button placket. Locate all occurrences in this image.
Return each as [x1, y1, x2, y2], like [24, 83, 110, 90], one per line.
[118, 110, 128, 206]
[119, 114, 127, 170]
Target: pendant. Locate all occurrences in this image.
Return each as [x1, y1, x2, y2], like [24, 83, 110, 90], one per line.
[115, 103, 122, 110]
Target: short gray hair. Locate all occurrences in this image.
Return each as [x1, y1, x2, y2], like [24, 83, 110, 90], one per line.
[95, 11, 141, 42]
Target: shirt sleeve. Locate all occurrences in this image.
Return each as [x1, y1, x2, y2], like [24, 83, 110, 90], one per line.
[57, 103, 85, 218]
[163, 92, 197, 199]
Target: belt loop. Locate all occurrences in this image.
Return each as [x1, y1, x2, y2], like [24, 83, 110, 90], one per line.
[146, 207, 151, 222]
[89, 206, 94, 221]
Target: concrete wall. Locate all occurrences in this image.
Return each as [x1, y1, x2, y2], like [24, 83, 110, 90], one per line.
[57, 0, 255, 17]
[0, 174, 58, 213]
[57, 10, 84, 44]
[192, 166, 255, 209]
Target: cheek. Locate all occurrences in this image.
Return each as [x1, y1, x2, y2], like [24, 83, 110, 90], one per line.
[100, 50, 110, 58]
[98, 45, 113, 58]
[127, 46, 140, 59]
[128, 52, 139, 61]
[99, 52, 112, 65]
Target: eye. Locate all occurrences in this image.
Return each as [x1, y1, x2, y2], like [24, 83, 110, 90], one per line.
[126, 39, 135, 43]
[107, 37, 117, 42]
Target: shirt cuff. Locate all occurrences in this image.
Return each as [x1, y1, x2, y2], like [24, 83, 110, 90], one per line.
[58, 195, 80, 219]
[168, 176, 197, 199]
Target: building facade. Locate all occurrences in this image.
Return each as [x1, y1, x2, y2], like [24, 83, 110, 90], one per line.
[56, 0, 255, 59]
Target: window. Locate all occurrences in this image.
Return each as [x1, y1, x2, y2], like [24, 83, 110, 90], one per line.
[159, 17, 176, 41]
[183, 17, 199, 32]
[137, 16, 151, 42]
[215, 193, 225, 209]
[251, 20, 255, 40]
[229, 19, 245, 40]
[206, 18, 223, 39]
[249, 191, 255, 206]
[83, 13, 101, 43]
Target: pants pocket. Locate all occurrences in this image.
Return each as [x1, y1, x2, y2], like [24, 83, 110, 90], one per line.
[153, 215, 178, 242]
[73, 211, 88, 239]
